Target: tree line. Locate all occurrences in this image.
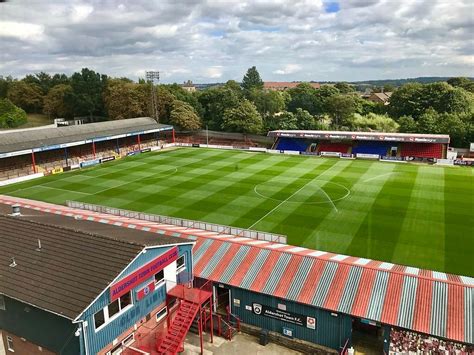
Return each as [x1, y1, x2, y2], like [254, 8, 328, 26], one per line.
[0, 67, 473, 146]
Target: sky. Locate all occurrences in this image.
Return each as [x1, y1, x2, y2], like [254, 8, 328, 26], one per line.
[0, 0, 473, 83]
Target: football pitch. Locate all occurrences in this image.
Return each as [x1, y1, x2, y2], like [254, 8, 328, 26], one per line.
[1, 147, 473, 277]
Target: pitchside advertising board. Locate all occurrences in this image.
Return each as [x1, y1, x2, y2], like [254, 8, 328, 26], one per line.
[252, 303, 316, 330]
[109, 246, 178, 301]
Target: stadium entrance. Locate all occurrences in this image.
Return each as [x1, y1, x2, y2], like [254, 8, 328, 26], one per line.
[351, 318, 385, 355]
[214, 284, 231, 314]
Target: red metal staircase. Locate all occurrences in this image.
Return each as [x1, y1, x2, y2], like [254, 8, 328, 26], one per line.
[156, 300, 200, 354]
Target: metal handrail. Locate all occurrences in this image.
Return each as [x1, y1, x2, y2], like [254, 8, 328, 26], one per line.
[66, 200, 287, 244]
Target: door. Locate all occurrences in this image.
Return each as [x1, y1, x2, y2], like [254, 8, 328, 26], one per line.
[213, 284, 231, 315]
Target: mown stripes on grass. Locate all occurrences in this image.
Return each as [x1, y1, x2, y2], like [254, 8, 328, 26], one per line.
[1, 148, 472, 276]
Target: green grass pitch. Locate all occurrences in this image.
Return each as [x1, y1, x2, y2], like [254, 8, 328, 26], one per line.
[1, 148, 473, 277]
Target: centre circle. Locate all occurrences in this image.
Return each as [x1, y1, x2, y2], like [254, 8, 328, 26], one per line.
[254, 179, 350, 205]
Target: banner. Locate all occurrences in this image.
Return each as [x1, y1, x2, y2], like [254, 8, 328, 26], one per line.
[80, 159, 100, 168]
[320, 151, 341, 157]
[126, 151, 141, 156]
[454, 160, 473, 166]
[356, 153, 379, 159]
[101, 156, 116, 163]
[140, 148, 152, 153]
[251, 303, 316, 330]
[110, 247, 178, 301]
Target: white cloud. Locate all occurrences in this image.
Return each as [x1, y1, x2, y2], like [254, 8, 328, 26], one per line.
[273, 64, 302, 75]
[0, 21, 44, 41]
[71, 4, 94, 23]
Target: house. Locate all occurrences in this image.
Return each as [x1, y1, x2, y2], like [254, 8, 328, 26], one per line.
[367, 92, 393, 105]
[181, 80, 196, 92]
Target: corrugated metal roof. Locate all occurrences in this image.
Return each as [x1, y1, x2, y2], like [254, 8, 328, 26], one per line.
[1, 195, 472, 344]
[0, 117, 172, 154]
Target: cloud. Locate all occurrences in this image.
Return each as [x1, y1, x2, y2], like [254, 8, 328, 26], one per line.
[0, 21, 44, 41]
[273, 64, 302, 75]
[0, 0, 472, 82]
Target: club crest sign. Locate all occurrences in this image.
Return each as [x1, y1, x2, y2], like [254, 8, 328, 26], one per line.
[253, 303, 263, 315]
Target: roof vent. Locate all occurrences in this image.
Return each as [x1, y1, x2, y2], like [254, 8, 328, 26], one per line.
[11, 204, 21, 216]
[9, 257, 17, 268]
[36, 239, 42, 252]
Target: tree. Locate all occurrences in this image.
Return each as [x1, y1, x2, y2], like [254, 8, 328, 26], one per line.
[197, 86, 241, 130]
[170, 100, 202, 131]
[248, 89, 285, 118]
[43, 84, 74, 118]
[326, 94, 358, 128]
[334, 82, 354, 94]
[295, 108, 316, 130]
[417, 108, 439, 133]
[264, 111, 298, 131]
[23, 72, 52, 94]
[389, 83, 425, 119]
[398, 116, 418, 133]
[351, 113, 399, 132]
[447, 77, 474, 93]
[7, 81, 44, 113]
[0, 98, 27, 128]
[0, 76, 13, 98]
[222, 99, 263, 134]
[103, 79, 148, 120]
[241, 66, 263, 92]
[67, 68, 107, 118]
[287, 83, 320, 115]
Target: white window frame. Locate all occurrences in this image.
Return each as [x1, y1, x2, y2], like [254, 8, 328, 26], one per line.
[106, 333, 135, 355]
[155, 306, 168, 323]
[176, 255, 186, 274]
[0, 294, 5, 310]
[95, 291, 134, 332]
[154, 269, 165, 287]
[6, 336, 14, 352]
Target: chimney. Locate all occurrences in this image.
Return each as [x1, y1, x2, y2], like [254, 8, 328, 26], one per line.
[11, 204, 21, 216]
[9, 257, 17, 268]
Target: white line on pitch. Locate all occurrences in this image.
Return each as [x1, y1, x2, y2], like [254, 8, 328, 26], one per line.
[363, 172, 398, 183]
[248, 163, 341, 229]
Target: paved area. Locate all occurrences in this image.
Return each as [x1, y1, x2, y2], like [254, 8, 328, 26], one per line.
[183, 332, 302, 355]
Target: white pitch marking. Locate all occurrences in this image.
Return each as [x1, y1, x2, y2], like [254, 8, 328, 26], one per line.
[363, 172, 398, 183]
[248, 164, 342, 229]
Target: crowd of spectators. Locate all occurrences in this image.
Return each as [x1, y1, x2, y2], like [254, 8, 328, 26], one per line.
[390, 329, 473, 354]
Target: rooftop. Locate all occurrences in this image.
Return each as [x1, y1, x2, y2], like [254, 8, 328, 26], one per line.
[0, 117, 173, 155]
[0, 205, 190, 320]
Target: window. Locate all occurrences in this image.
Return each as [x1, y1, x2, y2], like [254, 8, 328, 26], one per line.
[108, 299, 120, 318]
[95, 291, 133, 331]
[0, 294, 5, 310]
[176, 255, 186, 273]
[106, 333, 134, 355]
[94, 310, 105, 330]
[156, 307, 167, 323]
[154, 269, 164, 285]
[122, 333, 134, 347]
[120, 292, 132, 309]
[6, 336, 14, 352]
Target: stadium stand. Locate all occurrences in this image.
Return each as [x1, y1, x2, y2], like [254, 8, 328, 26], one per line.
[317, 142, 351, 154]
[389, 328, 473, 354]
[0, 118, 173, 181]
[400, 143, 444, 159]
[276, 137, 310, 151]
[352, 141, 392, 156]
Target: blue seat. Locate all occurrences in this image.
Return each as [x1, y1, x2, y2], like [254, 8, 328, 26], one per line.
[276, 138, 309, 152]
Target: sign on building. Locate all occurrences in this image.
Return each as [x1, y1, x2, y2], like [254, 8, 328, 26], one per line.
[252, 303, 316, 330]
